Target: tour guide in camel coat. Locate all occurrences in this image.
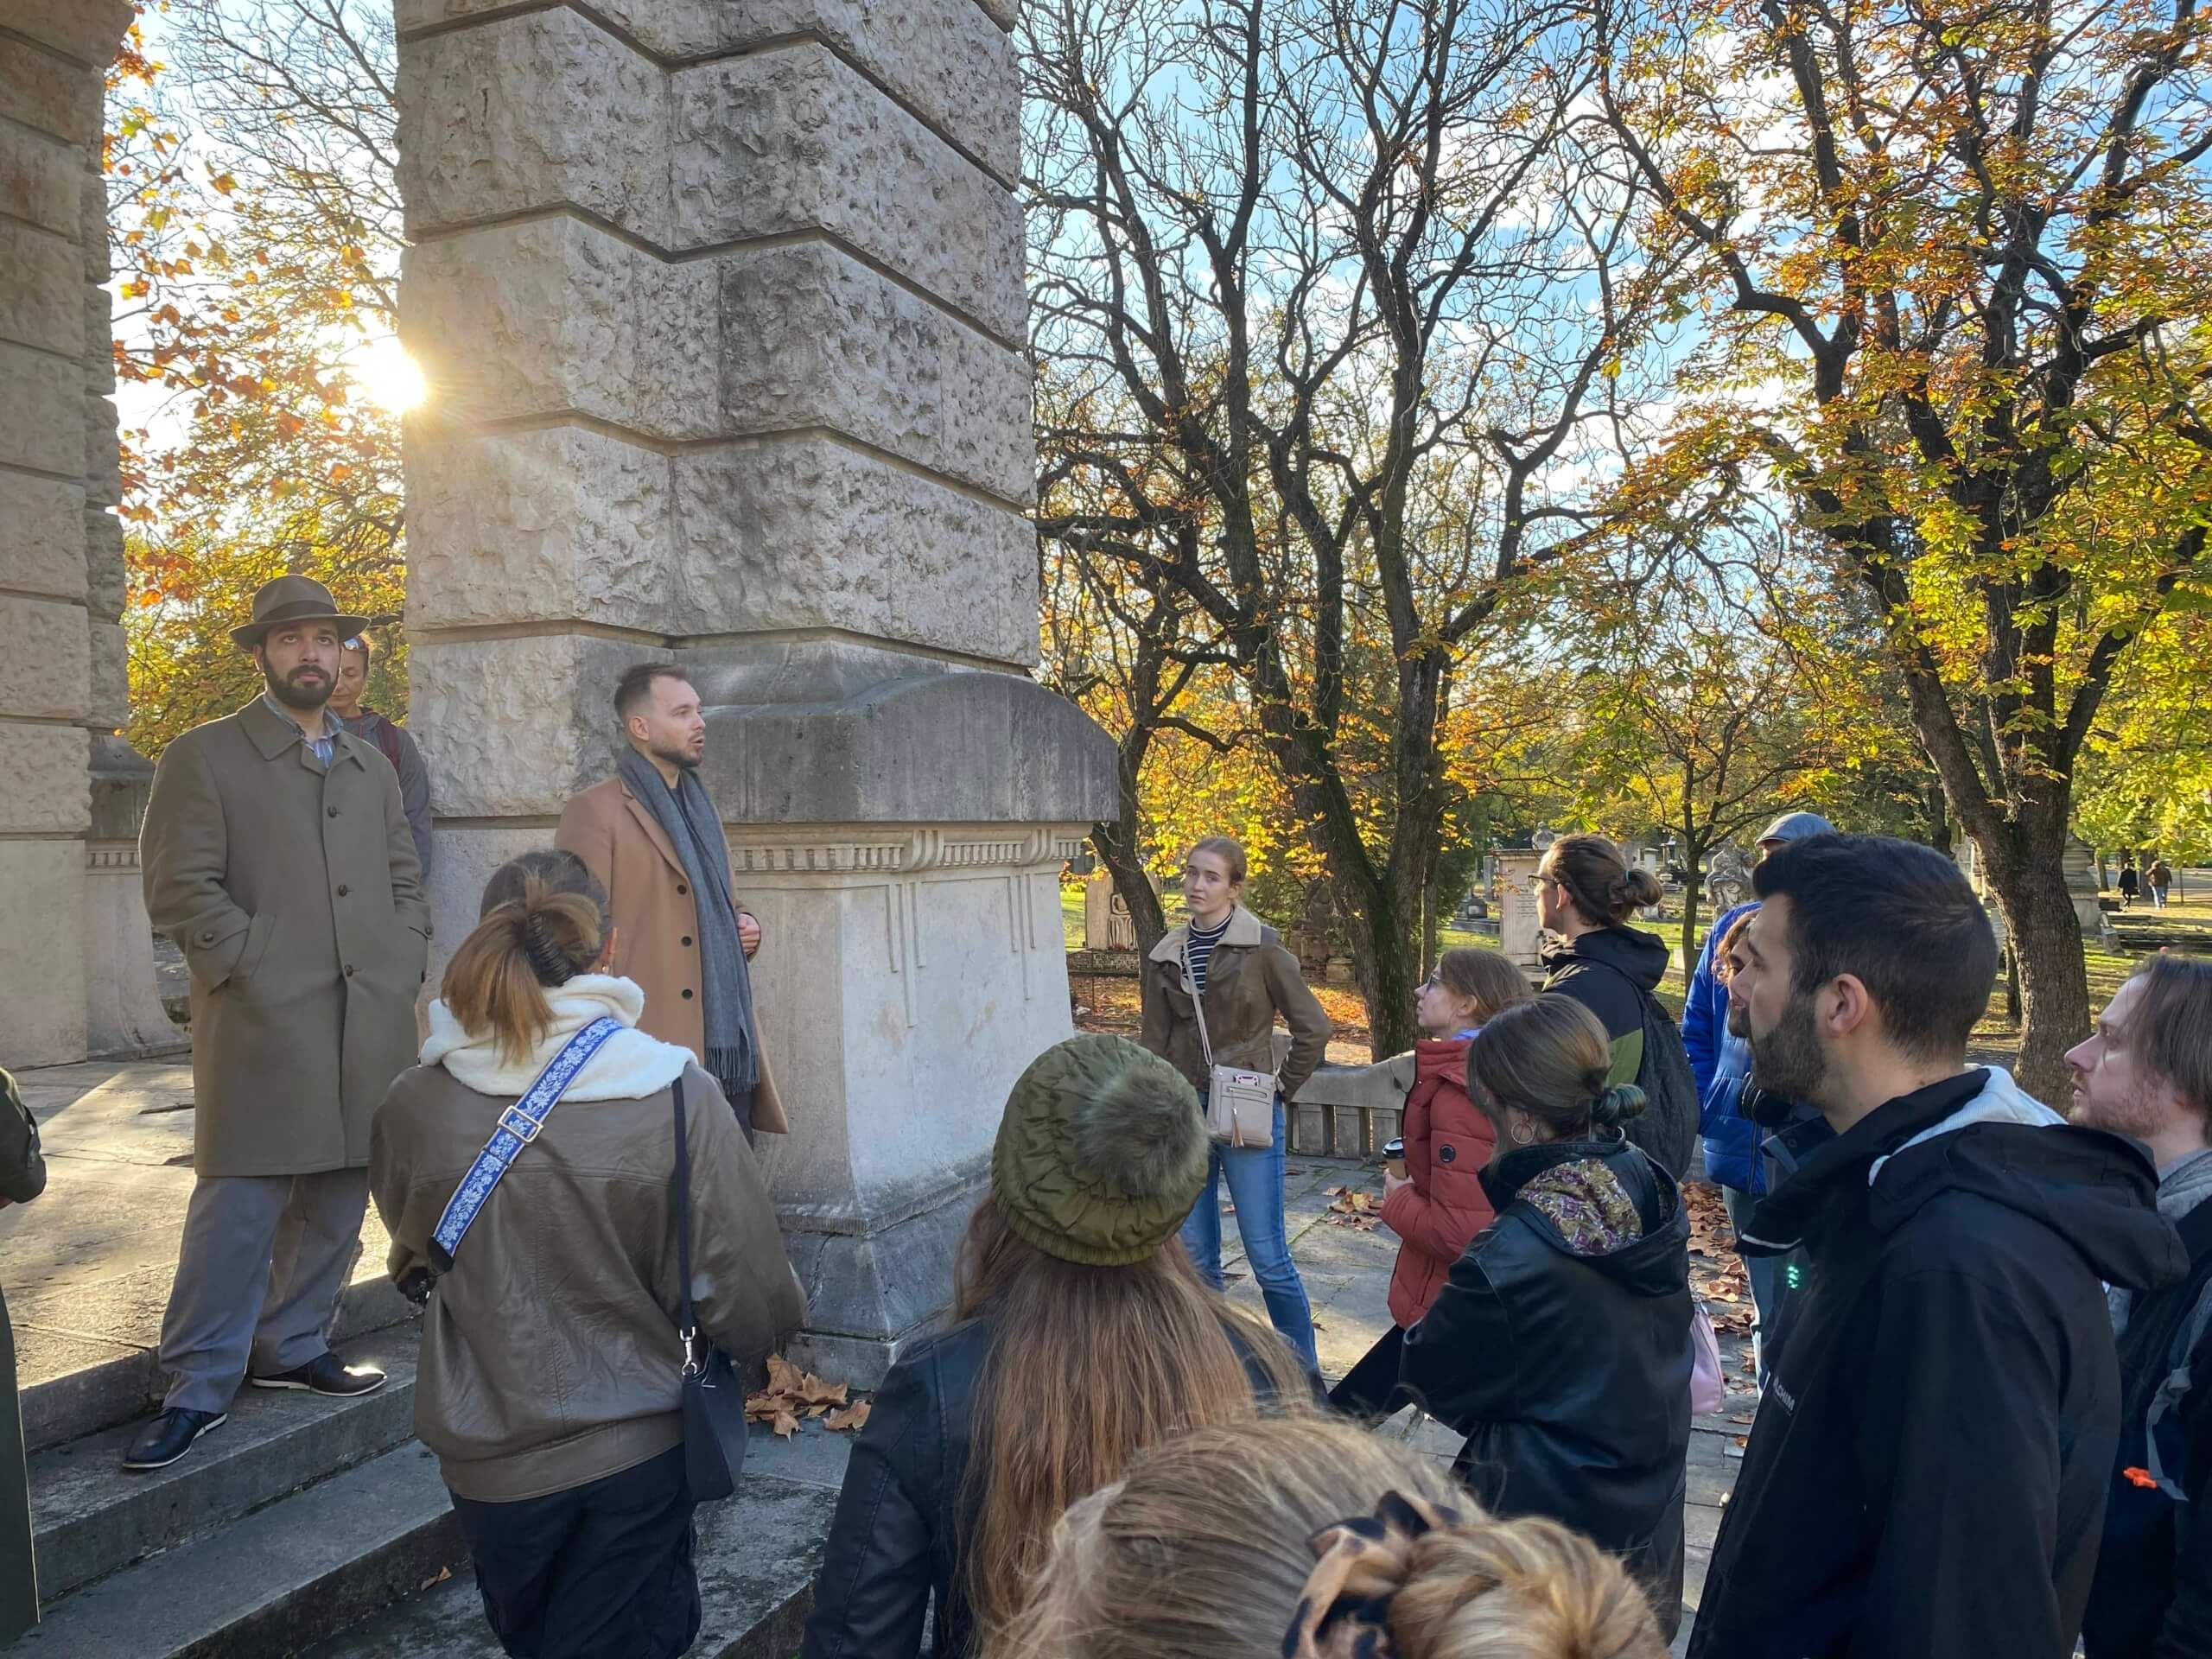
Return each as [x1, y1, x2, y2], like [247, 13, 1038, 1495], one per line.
[556, 775, 790, 1136]
[145, 693, 430, 1175]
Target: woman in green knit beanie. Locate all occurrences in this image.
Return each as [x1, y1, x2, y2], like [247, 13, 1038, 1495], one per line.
[802, 1033, 1314, 1659]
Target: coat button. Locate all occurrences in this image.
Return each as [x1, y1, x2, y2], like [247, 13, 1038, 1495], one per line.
[327, 806, 339, 817]
[677, 883, 688, 896]
[344, 964, 356, 976]
[681, 988, 694, 1000]
[199, 930, 214, 944]
[681, 936, 692, 947]
[336, 885, 350, 897]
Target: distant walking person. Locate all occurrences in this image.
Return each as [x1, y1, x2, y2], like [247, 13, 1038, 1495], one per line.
[130, 576, 429, 1473]
[556, 664, 787, 1140]
[328, 631, 433, 879]
[2121, 858, 2142, 908]
[1141, 837, 1332, 1371]
[373, 850, 804, 1659]
[2151, 857, 2174, 910]
[1687, 835, 2184, 1659]
[1401, 995, 1694, 1638]
[1329, 948, 1531, 1418]
[2067, 956, 2212, 1657]
[1534, 834, 1697, 1176]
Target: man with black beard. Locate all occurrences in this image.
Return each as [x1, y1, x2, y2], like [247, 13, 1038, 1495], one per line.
[133, 576, 428, 1471]
[1688, 834, 2184, 1659]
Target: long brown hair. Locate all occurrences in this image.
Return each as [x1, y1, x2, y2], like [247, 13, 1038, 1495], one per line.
[992, 1417, 1665, 1659]
[442, 849, 608, 1063]
[952, 1197, 1313, 1643]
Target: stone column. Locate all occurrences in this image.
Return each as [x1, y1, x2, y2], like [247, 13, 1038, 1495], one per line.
[0, 1, 143, 1069]
[395, 0, 1114, 1380]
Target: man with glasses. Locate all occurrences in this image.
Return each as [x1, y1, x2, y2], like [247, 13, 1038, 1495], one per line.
[328, 631, 432, 879]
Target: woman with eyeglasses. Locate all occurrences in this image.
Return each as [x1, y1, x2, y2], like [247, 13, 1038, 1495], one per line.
[1328, 949, 1532, 1419]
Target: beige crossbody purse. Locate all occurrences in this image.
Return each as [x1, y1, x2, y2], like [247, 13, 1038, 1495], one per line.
[1184, 939, 1278, 1149]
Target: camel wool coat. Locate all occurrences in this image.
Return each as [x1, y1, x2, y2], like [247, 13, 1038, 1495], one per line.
[143, 696, 430, 1177]
[555, 774, 790, 1135]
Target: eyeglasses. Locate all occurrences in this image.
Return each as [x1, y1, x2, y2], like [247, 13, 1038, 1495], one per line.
[1528, 873, 1559, 893]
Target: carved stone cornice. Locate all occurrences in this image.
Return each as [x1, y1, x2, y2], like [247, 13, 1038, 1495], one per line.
[725, 823, 1090, 875]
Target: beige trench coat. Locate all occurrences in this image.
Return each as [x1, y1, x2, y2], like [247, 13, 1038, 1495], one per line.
[143, 696, 430, 1177]
[554, 776, 789, 1135]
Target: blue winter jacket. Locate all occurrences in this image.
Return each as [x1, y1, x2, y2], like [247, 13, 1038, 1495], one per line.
[1685, 900, 1763, 1193]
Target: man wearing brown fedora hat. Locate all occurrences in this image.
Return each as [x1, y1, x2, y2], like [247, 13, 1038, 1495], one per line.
[130, 575, 430, 1471]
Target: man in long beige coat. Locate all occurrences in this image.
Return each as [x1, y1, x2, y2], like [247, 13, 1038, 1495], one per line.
[556, 664, 789, 1138]
[130, 576, 429, 1471]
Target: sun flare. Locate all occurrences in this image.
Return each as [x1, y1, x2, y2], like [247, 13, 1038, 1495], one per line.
[353, 336, 429, 414]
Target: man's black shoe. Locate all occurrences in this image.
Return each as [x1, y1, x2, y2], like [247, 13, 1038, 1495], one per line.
[248, 1351, 386, 1397]
[121, 1407, 226, 1471]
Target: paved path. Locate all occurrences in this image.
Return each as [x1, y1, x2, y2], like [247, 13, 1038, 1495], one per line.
[8, 1061, 1747, 1649]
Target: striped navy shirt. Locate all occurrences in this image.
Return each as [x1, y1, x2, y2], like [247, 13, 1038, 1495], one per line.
[1185, 913, 1231, 996]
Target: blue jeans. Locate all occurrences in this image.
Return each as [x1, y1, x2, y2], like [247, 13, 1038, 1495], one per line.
[1178, 1099, 1319, 1372]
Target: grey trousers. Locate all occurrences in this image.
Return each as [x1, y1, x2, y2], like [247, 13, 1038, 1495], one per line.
[158, 1168, 368, 1414]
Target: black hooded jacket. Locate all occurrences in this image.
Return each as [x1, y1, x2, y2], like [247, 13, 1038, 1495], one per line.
[1401, 1134, 1693, 1634]
[1541, 924, 1671, 1052]
[1688, 1068, 2186, 1659]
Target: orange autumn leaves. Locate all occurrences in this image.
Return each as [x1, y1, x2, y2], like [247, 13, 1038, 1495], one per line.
[746, 1354, 872, 1440]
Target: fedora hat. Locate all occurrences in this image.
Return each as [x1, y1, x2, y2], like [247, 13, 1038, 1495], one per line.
[231, 575, 369, 649]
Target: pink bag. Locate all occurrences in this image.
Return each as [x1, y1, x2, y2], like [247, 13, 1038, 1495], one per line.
[1689, 1301, 1726, 1416]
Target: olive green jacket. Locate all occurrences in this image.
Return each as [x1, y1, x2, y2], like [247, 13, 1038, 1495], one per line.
[1140, 906, 1332, 1103]
[143, 696, 430, 1177]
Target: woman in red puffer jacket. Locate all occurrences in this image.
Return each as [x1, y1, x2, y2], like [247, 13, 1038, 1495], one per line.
[1328, 947, 1533, 1418]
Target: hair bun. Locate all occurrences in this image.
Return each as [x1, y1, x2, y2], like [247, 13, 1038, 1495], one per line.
[1592, 1084, 1646, 1127]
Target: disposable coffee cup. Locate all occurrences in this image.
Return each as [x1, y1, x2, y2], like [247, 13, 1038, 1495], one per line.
[1383, 1137, 1406, 1181]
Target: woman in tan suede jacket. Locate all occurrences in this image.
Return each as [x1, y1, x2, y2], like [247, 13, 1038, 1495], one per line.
[371, 849, 804, 1659]
[1139, 836, 1332, 1372]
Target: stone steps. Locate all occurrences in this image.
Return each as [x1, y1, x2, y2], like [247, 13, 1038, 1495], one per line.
[302, 1471, 839, 1659]
[8, 1436, 460, 1658]
[19, 1276, 419, 1453]
[27, 1328, 422, 1604]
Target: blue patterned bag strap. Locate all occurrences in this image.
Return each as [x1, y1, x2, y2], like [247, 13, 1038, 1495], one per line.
[425, 1015, 625, 1275]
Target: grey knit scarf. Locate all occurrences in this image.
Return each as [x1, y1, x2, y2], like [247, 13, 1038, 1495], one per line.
[618, 746, 758, 1099]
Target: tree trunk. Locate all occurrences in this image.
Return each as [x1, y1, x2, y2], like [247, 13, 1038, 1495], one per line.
[1091, 743, 1166, 956]
[1978, 817, 2091, 1107]
[1678, 868, 1703, 983]
[1340, 874, 1422, 1063]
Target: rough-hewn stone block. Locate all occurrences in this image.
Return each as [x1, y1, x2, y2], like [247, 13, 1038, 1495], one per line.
[80, 167, 108, 280]
[402, 219, 716, 436]
[0, 340, 87, 476]
[0, 839, 87, 1066]
[84, 507, 126, 619]
[671, 438, 1037, 662]
[0, 594, 92, 720]
[393, 1, 1017, 184]
[0, 119, 82, 236]
[397, 6, 669, 242]
[0, 474, 87, 603]
[84, 283, 116, 394]
[83, 391, 123, 508]
[409, 632, 652, 817]
[406, 424, 676, 632]
[86, 618, 128, 731]
[0, 219, 86, 357]
[0, 35, 103, 146]
[671, 46, 1024, 342]
[718, 243, 1032, 503]
[0, 721, 90, 833]
[971, 0, 1017, 33]
[0, 0, 135, 69]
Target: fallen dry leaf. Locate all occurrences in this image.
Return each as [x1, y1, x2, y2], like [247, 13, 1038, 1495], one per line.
[826, 1400, 872, 1432]
[419, 1566, 453, 1591]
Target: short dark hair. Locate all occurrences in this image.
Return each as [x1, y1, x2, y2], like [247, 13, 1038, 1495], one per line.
[1751, 834, 1997, 1060]
[613, 661, 692, 724]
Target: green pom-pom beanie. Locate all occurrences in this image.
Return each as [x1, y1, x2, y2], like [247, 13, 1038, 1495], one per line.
[989, 1033, 1209, 1268]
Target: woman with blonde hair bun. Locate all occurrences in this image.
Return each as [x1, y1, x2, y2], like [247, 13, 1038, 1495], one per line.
[990, 1416, 1665, 1659]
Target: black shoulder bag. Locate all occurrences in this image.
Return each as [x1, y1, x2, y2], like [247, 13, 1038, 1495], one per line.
[672, 1075, 749, 1501]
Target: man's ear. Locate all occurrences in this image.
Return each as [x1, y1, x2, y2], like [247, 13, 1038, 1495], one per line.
[1826, 974, 1878, 1042]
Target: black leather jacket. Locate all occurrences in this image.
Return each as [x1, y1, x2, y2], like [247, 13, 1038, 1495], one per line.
[1401, 1134, 1692, 1632]
[800, 1307, 1305, 1658]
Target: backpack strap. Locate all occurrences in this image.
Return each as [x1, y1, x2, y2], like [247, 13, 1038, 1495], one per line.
[427, 1015, 625, 1274]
